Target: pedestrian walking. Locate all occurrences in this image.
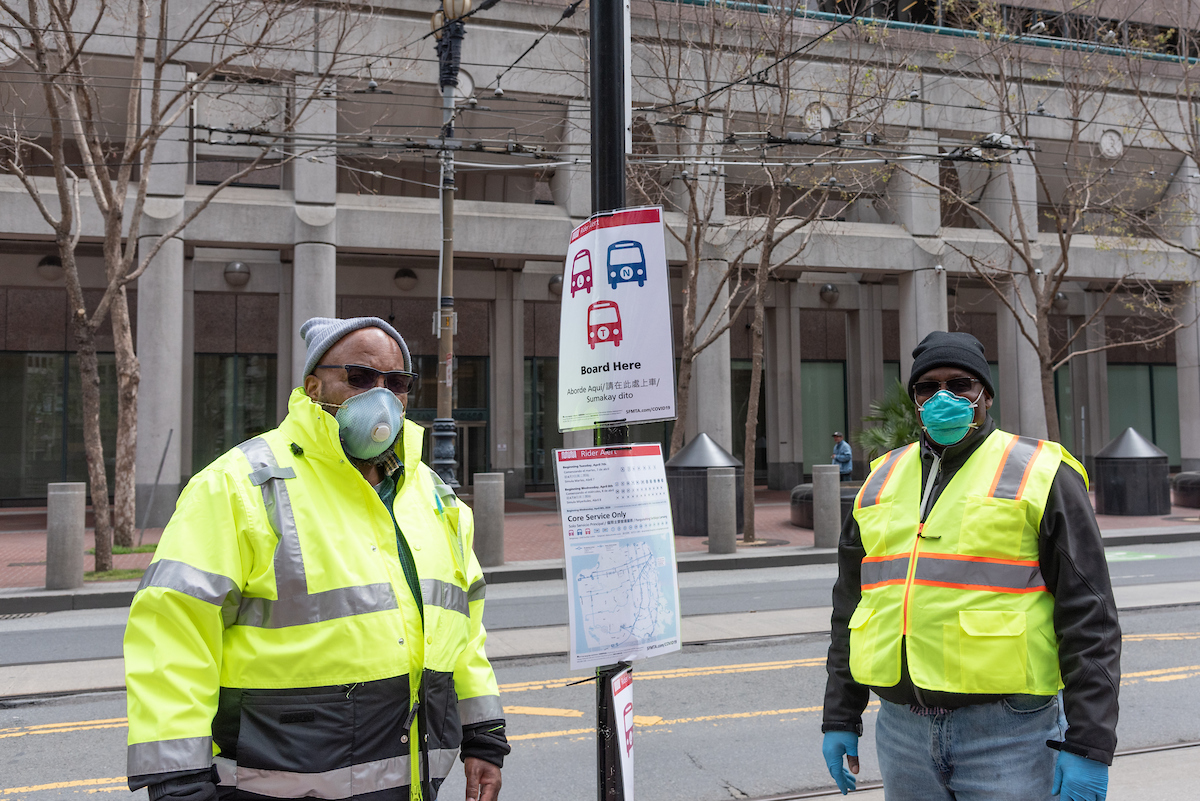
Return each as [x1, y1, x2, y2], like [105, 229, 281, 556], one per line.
[831, 432, 853, 480]
[124, 316, 508, 801]
[821, 331, 1119, 801]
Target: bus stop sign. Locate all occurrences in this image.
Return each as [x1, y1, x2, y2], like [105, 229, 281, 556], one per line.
[557, 206, 676, 432]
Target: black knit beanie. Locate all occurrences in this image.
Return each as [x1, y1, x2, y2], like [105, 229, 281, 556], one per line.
[907, 331, 995, 398]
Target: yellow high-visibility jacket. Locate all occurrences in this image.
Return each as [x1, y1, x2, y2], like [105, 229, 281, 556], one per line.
[125, 389, 500, 800]
[849, 429, 1087, 694]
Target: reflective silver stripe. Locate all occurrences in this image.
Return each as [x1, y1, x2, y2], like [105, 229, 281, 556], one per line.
[216, 755, 412, 799]
[860, 557, 910, 588]
[236, 583, 399, 629]
[991, 436, 1042, 500]
[138, 559, 242, 628]
[422, 578, 469, 617]
[128, 737, 213, 776]
[235, 437, 398, 628]
[249, 464, 297, 485]
[858, 445, 912, 509]
[914, 555, 1046, 592]
[426, 747, 460, 781]
[458, 694, 504, 726]
[467, 578, 486, 603]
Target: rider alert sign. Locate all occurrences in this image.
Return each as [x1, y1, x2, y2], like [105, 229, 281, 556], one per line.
[557, 206, 677, 432]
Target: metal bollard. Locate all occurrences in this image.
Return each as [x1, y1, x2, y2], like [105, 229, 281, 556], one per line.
[707, 466, 737, 554]
[812, 465, 842, 549]
[472, 473, 505, 567]
[46, 482, 86, 590]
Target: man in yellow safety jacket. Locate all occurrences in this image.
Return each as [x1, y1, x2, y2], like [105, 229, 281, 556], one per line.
[125, 316, 508, 801]
[822, 331, 1120, 801]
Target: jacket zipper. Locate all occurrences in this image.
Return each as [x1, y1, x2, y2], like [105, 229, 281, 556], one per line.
[903, 453, 942, 637]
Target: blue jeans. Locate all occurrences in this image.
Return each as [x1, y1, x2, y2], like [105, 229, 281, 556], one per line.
[876, 695, 1065, 800]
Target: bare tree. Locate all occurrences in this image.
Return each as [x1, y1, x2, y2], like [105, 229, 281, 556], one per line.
[898, 2, 1184, 442]
[0, 0, 363, 568]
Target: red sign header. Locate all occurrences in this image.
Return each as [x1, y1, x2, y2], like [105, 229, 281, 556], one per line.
[556, 444, 663, 462]
[569, 207, 663, 244]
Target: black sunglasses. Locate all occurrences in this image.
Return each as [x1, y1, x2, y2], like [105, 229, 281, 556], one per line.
[913, 377, 981, 402]
[315, 364, 417, 395]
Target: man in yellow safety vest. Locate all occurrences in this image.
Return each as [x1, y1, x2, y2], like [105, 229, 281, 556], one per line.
[822, 331, 1120, 801]
[124, 316, 508, 801]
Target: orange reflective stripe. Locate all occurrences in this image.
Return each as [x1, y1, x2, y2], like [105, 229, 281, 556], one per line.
[989, 436, 1043, 500]
[912, 553, 1045, 592]
[858, 444, 916, 509]
[861, 554, 910, 589]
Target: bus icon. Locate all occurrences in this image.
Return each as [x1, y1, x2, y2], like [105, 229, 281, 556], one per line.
[570, 249, 593, 297]
[607, 240, 647, 289]
[587, 300, 623, 349]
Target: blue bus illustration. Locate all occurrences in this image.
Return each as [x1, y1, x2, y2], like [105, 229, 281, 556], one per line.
[606, 240, 647, 289]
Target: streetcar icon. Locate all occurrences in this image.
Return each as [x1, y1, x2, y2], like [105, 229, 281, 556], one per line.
[570, 249, 593, 297]
[587, 300, 623, 349]
[607, 240, 647, 289]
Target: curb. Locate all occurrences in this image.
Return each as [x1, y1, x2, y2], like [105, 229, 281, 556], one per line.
[3, 526, 1198, 613]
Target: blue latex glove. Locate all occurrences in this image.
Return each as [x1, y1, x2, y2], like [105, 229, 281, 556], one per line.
[822, 731, 859, 795]
[1052, 751, 1108, 801]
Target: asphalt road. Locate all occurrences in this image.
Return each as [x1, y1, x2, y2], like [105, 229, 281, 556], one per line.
[1, 604, 1198, 800]
[5, 541, 1198, 667]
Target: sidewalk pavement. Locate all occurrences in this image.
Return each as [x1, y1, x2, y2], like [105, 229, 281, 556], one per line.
[3, 489, 1200, 612]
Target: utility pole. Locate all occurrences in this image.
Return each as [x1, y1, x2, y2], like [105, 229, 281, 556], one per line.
[431, 0, 470, 487]
[591, 0, 629, 795]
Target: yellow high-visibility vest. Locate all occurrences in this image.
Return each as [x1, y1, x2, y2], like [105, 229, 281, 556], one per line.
[849, 430, 1087, 695]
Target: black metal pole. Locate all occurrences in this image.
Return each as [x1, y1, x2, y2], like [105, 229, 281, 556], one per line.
[591, 0, 628, 797]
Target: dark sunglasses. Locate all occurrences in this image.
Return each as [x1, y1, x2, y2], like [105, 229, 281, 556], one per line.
[913, 377, 980, 402]
[315, 363, 417, 395]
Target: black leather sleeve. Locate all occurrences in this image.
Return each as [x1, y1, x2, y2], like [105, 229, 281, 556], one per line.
[822, 510, 870, 735]
[1039, 464, 1122, 765]
[460, 719, 510, 768]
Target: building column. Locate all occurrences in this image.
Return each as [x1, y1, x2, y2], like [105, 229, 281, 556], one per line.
[898, 267, 948, 380]
[490, 269, 526, 497]
[995, 276, 1047, 439]
[1077, 291, 1111, 469]
[135, 61, 187, 527]
[290, 77, 338, 387]
[764, 282, 803, 488]
[686, 258, 733, 454]
[889, 131, 940, 237]
[846, 281, 886, 476]
[551, 102, 592, 219]
[1177, 284, 1200, 471]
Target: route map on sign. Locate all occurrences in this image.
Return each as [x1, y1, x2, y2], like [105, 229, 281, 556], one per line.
[556, 444, 682, 670]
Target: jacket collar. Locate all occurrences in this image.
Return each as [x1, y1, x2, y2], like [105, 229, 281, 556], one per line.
[278, 388, 419, 479]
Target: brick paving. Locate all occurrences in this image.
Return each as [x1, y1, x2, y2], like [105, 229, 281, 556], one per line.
[1, 488, 1194, 589]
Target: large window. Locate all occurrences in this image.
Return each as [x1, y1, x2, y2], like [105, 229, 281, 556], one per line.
[731, 360, 768, 480]
[800, 361, 848, 479]
[0, 352, 118, 502]
[524, 357, 561, 489]
[192, 354, 278, 474]
[1107, 364, 1180, 467]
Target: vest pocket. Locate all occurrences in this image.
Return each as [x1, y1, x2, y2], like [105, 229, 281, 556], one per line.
[847, 606, 879, 685]
[958, 497, 1034, 559]
[236, 690, 354, 772]
[950, 610, 1028, 694]
[853, 503, 895, 554]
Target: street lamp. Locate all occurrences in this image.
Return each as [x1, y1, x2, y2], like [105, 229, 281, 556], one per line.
[430, 0, 471, 487]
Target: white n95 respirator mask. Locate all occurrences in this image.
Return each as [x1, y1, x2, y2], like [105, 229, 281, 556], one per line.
[333, 387, 405, 460]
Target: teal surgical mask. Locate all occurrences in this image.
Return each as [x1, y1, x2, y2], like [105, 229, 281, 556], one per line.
[331, 387, 405, 460]
[916, 388, 983, 446]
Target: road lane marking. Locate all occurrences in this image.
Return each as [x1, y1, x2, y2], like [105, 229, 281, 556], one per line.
[1, 778, 125, 795]
[508, 700, 882, 742]
[1123, 632, 1200, 641]
[0, 718, 128, 740]
[499, 657, 827, 693]
[503, 706, 584, 718]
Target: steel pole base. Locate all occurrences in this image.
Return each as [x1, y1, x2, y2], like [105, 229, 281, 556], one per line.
[431, 418, 460, 488]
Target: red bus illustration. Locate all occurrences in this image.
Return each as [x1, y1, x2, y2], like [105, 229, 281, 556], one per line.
[587, 300, 622, 349]
[571, 249, 593, 297]
[623, 702, 634, 754]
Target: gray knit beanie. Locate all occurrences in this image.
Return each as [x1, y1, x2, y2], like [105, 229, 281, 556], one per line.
[300, 316, 412, 377]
